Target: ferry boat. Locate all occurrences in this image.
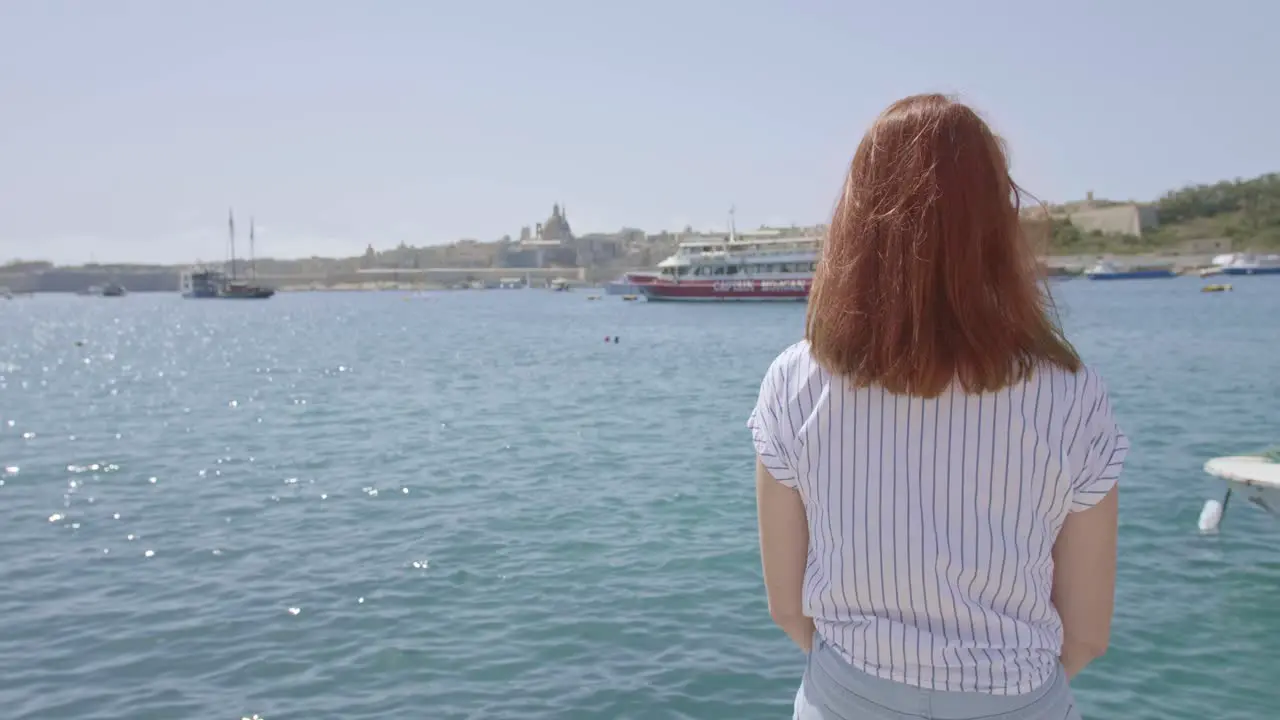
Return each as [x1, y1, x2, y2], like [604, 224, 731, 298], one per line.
[634, 213, 821, 302]
[1083, 260, 1176, 280]
[1220, 253, 1280, 276]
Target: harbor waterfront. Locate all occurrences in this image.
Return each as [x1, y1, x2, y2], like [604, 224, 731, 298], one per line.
[0, 251, 1237, 296]
[1, 280, 1279, 719]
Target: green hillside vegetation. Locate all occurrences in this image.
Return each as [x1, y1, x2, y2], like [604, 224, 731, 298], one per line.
[1045, 172, 1280, 254]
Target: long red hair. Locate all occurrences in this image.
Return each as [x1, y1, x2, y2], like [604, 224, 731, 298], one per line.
[806, 94, 1079, 397]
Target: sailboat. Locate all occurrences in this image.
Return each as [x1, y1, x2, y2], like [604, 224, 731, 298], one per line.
[180, 210, 276, 299]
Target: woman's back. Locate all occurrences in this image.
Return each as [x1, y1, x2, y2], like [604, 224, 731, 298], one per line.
[749, 340, 1127, 695]
[750, 94, 1126, 718]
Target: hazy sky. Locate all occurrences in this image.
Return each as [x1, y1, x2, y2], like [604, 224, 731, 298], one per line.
[1, 0, 1275, 265]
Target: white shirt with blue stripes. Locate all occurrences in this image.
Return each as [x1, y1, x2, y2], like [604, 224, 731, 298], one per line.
[749, 341, 1128, 695]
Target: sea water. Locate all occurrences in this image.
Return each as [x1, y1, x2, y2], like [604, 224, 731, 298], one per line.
[1, 279, 1278, 719]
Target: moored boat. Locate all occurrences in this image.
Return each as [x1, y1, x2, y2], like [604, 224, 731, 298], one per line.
[1197, 450, 1280, 532]
[1220, 253, 1280, 276]
[180, 211, 275, 299]
[636, 211, 821, 302]
[1083, 260, 1176, 280]
[180, 268, 275, 299]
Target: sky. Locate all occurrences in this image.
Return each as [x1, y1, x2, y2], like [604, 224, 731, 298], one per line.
[1, 0, 1276, 265]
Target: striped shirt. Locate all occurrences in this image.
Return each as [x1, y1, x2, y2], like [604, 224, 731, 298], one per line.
[748, 341, 1128, 695]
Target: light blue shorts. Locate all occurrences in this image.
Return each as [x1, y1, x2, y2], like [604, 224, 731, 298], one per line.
[795, 634, 1083, 720]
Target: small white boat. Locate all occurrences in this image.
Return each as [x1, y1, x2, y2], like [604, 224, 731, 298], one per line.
[1197, 452, 1280, 532]
[1220, 253, 1280, 276]
[1084, 260, 1176, 280]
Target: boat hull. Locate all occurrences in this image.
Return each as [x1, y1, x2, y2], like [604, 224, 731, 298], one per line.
[1221, 266, 1280, 276]
[221, 288, 276, 299]
[1084, 270, 1176, 280]
[1204, 456, 1280, 519]
[639, 277, 811, 302]
[180, 269, 274, 299]
[182, 289, 275, 299]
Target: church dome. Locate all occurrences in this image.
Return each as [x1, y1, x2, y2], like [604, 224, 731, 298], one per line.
[540, 203, 574, 241]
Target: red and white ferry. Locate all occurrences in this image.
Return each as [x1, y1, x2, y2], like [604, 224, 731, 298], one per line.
[625, 219, 822, 302]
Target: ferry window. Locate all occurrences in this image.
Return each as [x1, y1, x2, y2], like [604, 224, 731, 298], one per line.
[677, 266, 690, 277]
[809, 262, 817, 272]
[727, 265, 738, 275]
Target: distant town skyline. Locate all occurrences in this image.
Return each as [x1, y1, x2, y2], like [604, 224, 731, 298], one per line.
[2, 1, 1277, 266]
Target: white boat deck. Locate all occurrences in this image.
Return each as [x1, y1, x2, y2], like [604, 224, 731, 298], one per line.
[1204, 456, 1280, 489]
[1199, 455, 1280, 529]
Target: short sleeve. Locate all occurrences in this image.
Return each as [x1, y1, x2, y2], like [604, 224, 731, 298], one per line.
[747, 354, 799, 489]
[1070, 376, 1129, 513]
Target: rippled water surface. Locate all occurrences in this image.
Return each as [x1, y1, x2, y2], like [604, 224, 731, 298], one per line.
[2, 280, 1279, 719]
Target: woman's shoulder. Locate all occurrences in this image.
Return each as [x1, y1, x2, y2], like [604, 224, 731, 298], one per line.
[1029, 361, 1113, 404]
[761, 341, 825, 391]
[768, 340, 811, 369]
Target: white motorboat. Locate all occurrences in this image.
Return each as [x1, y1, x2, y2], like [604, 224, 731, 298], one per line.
[1197, 451, 1280, 532]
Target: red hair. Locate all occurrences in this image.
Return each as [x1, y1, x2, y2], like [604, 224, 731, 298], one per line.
[806, 94, 1079, 397]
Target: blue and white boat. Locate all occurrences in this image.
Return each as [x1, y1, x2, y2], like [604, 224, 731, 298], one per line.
[1220, 253, 1280, 276]
[1083, 260, 1176, 280]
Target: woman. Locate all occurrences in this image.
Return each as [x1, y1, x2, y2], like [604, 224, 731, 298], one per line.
[749, 94, 1126, 720]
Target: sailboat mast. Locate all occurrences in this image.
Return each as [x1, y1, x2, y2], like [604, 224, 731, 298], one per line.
[249, 217, 257, 281]
[228, 208, 237, 280]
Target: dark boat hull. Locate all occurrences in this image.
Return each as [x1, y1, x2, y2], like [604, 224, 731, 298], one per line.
[1084, 270, 1176, 280]
[180, 269, 274, 298]
[1221, 266, 1280, 276]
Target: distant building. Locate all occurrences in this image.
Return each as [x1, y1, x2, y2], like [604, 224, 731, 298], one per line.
[537, 203, 574, 242]
[505, 204, 579, 268]
[1051, 191, 1159, 237]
